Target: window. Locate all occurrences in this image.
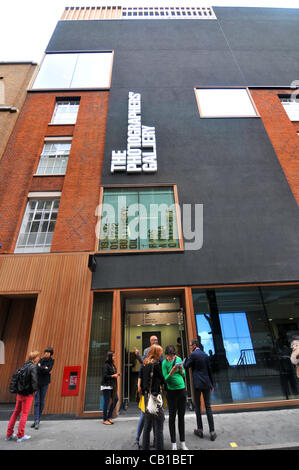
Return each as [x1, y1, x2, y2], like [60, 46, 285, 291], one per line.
[35, 140, 71, 175]
[15, 196, 60, 253]
[195, 88, 259, 118]
[121, 6, 216, 19]
[98, 186, 181, 251]
[280, 97, 299, 121]
[84, 292, 113, 411]
[192, 286, 299, 405]
[51, 100, 80, 125]
[195, 311, 255, 366]
[32, 52, 113, 89]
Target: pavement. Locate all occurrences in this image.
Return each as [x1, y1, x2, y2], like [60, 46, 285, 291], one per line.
[0, 405, 299, 452]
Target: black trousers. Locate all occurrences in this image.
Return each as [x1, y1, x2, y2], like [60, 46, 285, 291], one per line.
[142, 411, 164, 450]
[166, 388, 186, 443]
[193, 388, 215, 433]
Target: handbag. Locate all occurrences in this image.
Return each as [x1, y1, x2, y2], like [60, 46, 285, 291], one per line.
[146, 363, 163, 416]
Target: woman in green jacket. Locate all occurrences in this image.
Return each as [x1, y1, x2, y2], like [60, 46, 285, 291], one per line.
[162, 344, 188, 450]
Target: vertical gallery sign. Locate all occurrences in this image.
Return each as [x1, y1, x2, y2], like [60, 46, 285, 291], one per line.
[111, 92, 157, 174]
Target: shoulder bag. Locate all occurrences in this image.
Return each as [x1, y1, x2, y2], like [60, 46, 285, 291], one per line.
[146, 363, 163, 416]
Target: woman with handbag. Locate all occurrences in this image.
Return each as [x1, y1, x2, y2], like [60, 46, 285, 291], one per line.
[162, 344, 188, 450]
[101, 351, 120, 425]
[142, 344, 166, 450]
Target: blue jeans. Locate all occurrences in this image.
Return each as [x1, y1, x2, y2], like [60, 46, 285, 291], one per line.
[136, 409, 145, 440]
[34, 384, 49, 422]
[102, 389, 118, 421]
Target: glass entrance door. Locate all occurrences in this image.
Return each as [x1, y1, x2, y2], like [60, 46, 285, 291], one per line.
[122, 295, 190, 409]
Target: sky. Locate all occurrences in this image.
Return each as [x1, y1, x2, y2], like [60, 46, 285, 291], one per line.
[1, 0, 299, 63]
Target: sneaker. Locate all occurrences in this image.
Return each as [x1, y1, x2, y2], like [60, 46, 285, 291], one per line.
[179, 442, 188, 450]
[5, 434, 17, 441]
[133, 440, 140, 450]
[210, 432, 217, 441]
[17, 435, 31, 442]
[194, 429, 203, 438]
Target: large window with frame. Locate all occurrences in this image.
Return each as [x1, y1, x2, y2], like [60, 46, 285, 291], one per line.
[195, 88, 259, 118]
[192, 286, 299, 405]
[98, 186, 181, 252]
[15, 196, 60, 253]
[32, 52, 113, 89]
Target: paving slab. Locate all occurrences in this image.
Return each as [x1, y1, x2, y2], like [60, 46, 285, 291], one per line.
[0, 408, 299, 451]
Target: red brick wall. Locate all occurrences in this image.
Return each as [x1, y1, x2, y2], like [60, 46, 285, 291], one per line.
[251, 89, 299, 206]
[0, 91, 109, 253]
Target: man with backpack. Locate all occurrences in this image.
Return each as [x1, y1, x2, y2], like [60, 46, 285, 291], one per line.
[6, 350, 40, 442]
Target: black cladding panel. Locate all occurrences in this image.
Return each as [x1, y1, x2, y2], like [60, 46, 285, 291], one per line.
[46, 8, 299, 288]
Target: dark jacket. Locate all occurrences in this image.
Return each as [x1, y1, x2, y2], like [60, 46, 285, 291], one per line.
[37, 357, 54, 386]
[101, 361, 117, 388]
[184, 348, 214, 390]
[142, 361, 165, 396]
[10, 361, 39, 396]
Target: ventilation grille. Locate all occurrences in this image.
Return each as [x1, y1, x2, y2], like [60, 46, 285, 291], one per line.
[61, 6, 216, 21]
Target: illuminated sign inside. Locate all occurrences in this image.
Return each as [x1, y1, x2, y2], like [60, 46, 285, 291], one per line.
[111, 92, 157, 174]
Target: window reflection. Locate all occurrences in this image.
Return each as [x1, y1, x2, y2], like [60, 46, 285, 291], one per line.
[33, 52, 113, 89]
[192, 286, 299, 405]
[84, 293, 113, 411]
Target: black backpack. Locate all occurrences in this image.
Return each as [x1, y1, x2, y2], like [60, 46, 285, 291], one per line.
[9, 362, 31, 394]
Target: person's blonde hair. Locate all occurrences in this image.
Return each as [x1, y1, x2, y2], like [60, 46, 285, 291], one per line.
[144, 344, 163, 366]
[28, 351, 40, 361]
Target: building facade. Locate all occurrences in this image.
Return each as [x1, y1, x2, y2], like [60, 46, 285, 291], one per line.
[0, 62, 37, 160]
[0, 5, 299, 417]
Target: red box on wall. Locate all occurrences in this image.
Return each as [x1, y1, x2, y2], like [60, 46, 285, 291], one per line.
[61, 366, 81, 396]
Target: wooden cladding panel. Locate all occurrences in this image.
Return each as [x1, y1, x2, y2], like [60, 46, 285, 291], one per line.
[62, 6, 122, 21]
[0, 253, 92, 415]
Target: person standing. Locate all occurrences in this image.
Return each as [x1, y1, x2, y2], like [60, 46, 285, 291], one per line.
[142, 344, 165, 450]
[101, 351, 120, 425]
[184, 339, 217, 441]
[134, 363, 145, 449]
[162, 344, 188, 450]
[143, 335, 159, 358]
[133, 338, 163, 450]
[6, 351, 40, 442]
[31, 347, 55, 430]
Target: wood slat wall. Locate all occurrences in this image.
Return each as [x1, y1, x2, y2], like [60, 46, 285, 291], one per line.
[61, 6, 122, 21]
[0, 253, 92, 415]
